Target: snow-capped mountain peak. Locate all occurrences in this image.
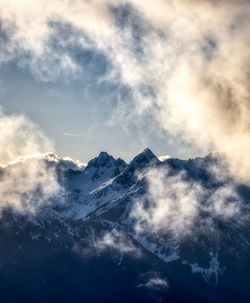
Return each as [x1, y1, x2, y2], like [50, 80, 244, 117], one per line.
[87, 152, 114, 168]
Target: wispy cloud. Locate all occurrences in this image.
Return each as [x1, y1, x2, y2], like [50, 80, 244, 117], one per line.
[62, 133, 95, 138]
[96, 229, 141, 256]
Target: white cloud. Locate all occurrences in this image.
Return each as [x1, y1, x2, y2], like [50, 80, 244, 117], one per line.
[158, 155, 172, 162]
[131, 168, 200, 236]
[131, 166, 244, 237]
[0, 108, 53, 165]
[0, 108, 63, 214]
[43, 153, 87, 170]
[0, 157, 63, 214]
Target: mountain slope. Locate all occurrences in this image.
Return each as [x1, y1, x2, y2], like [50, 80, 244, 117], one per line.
[0, 149, 249, 302]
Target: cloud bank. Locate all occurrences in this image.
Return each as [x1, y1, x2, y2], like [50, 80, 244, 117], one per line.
[0, 156, 62, 214]
[131, 166, 244, 237]
[0, 109, 64, 214]
[1, 1, 250, 181]
[0, 108, 53, 165]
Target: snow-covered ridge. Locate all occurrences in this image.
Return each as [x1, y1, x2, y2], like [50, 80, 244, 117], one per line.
[0, 148, 249, 286]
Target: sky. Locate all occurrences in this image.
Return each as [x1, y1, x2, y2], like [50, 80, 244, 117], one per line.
[0, 0, 188, 164]
[0, 0, 250, 181]
[0, 59, 179, 163]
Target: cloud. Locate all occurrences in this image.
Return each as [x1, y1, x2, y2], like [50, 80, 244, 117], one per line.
[0, 108, 63, 214]
[131, 165, 244, 237]
[0, 108, 53, 165]
[129, 0, 250, 182]
[158, 155, 172, 162]
[43, 153, 87, 170]
[138, 276, 168, 289]
[1, 1, 250, 181]
[131, 168, 200, 236]
[0, 0, 117, 81]
[96, 228, 140, 256]
[0, 157, 63, 214]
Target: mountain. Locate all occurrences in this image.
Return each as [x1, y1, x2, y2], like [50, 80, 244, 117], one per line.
[0, 149, 249, 303]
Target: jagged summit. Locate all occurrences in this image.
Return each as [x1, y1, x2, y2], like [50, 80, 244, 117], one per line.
[84, 151, 127, 181]
[98, 151, 110, 159]
[113, 148, 160, 187]
[129, 148, 159, 168]
[86, 151, 115, 169]
[141, 148, 156, 158]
